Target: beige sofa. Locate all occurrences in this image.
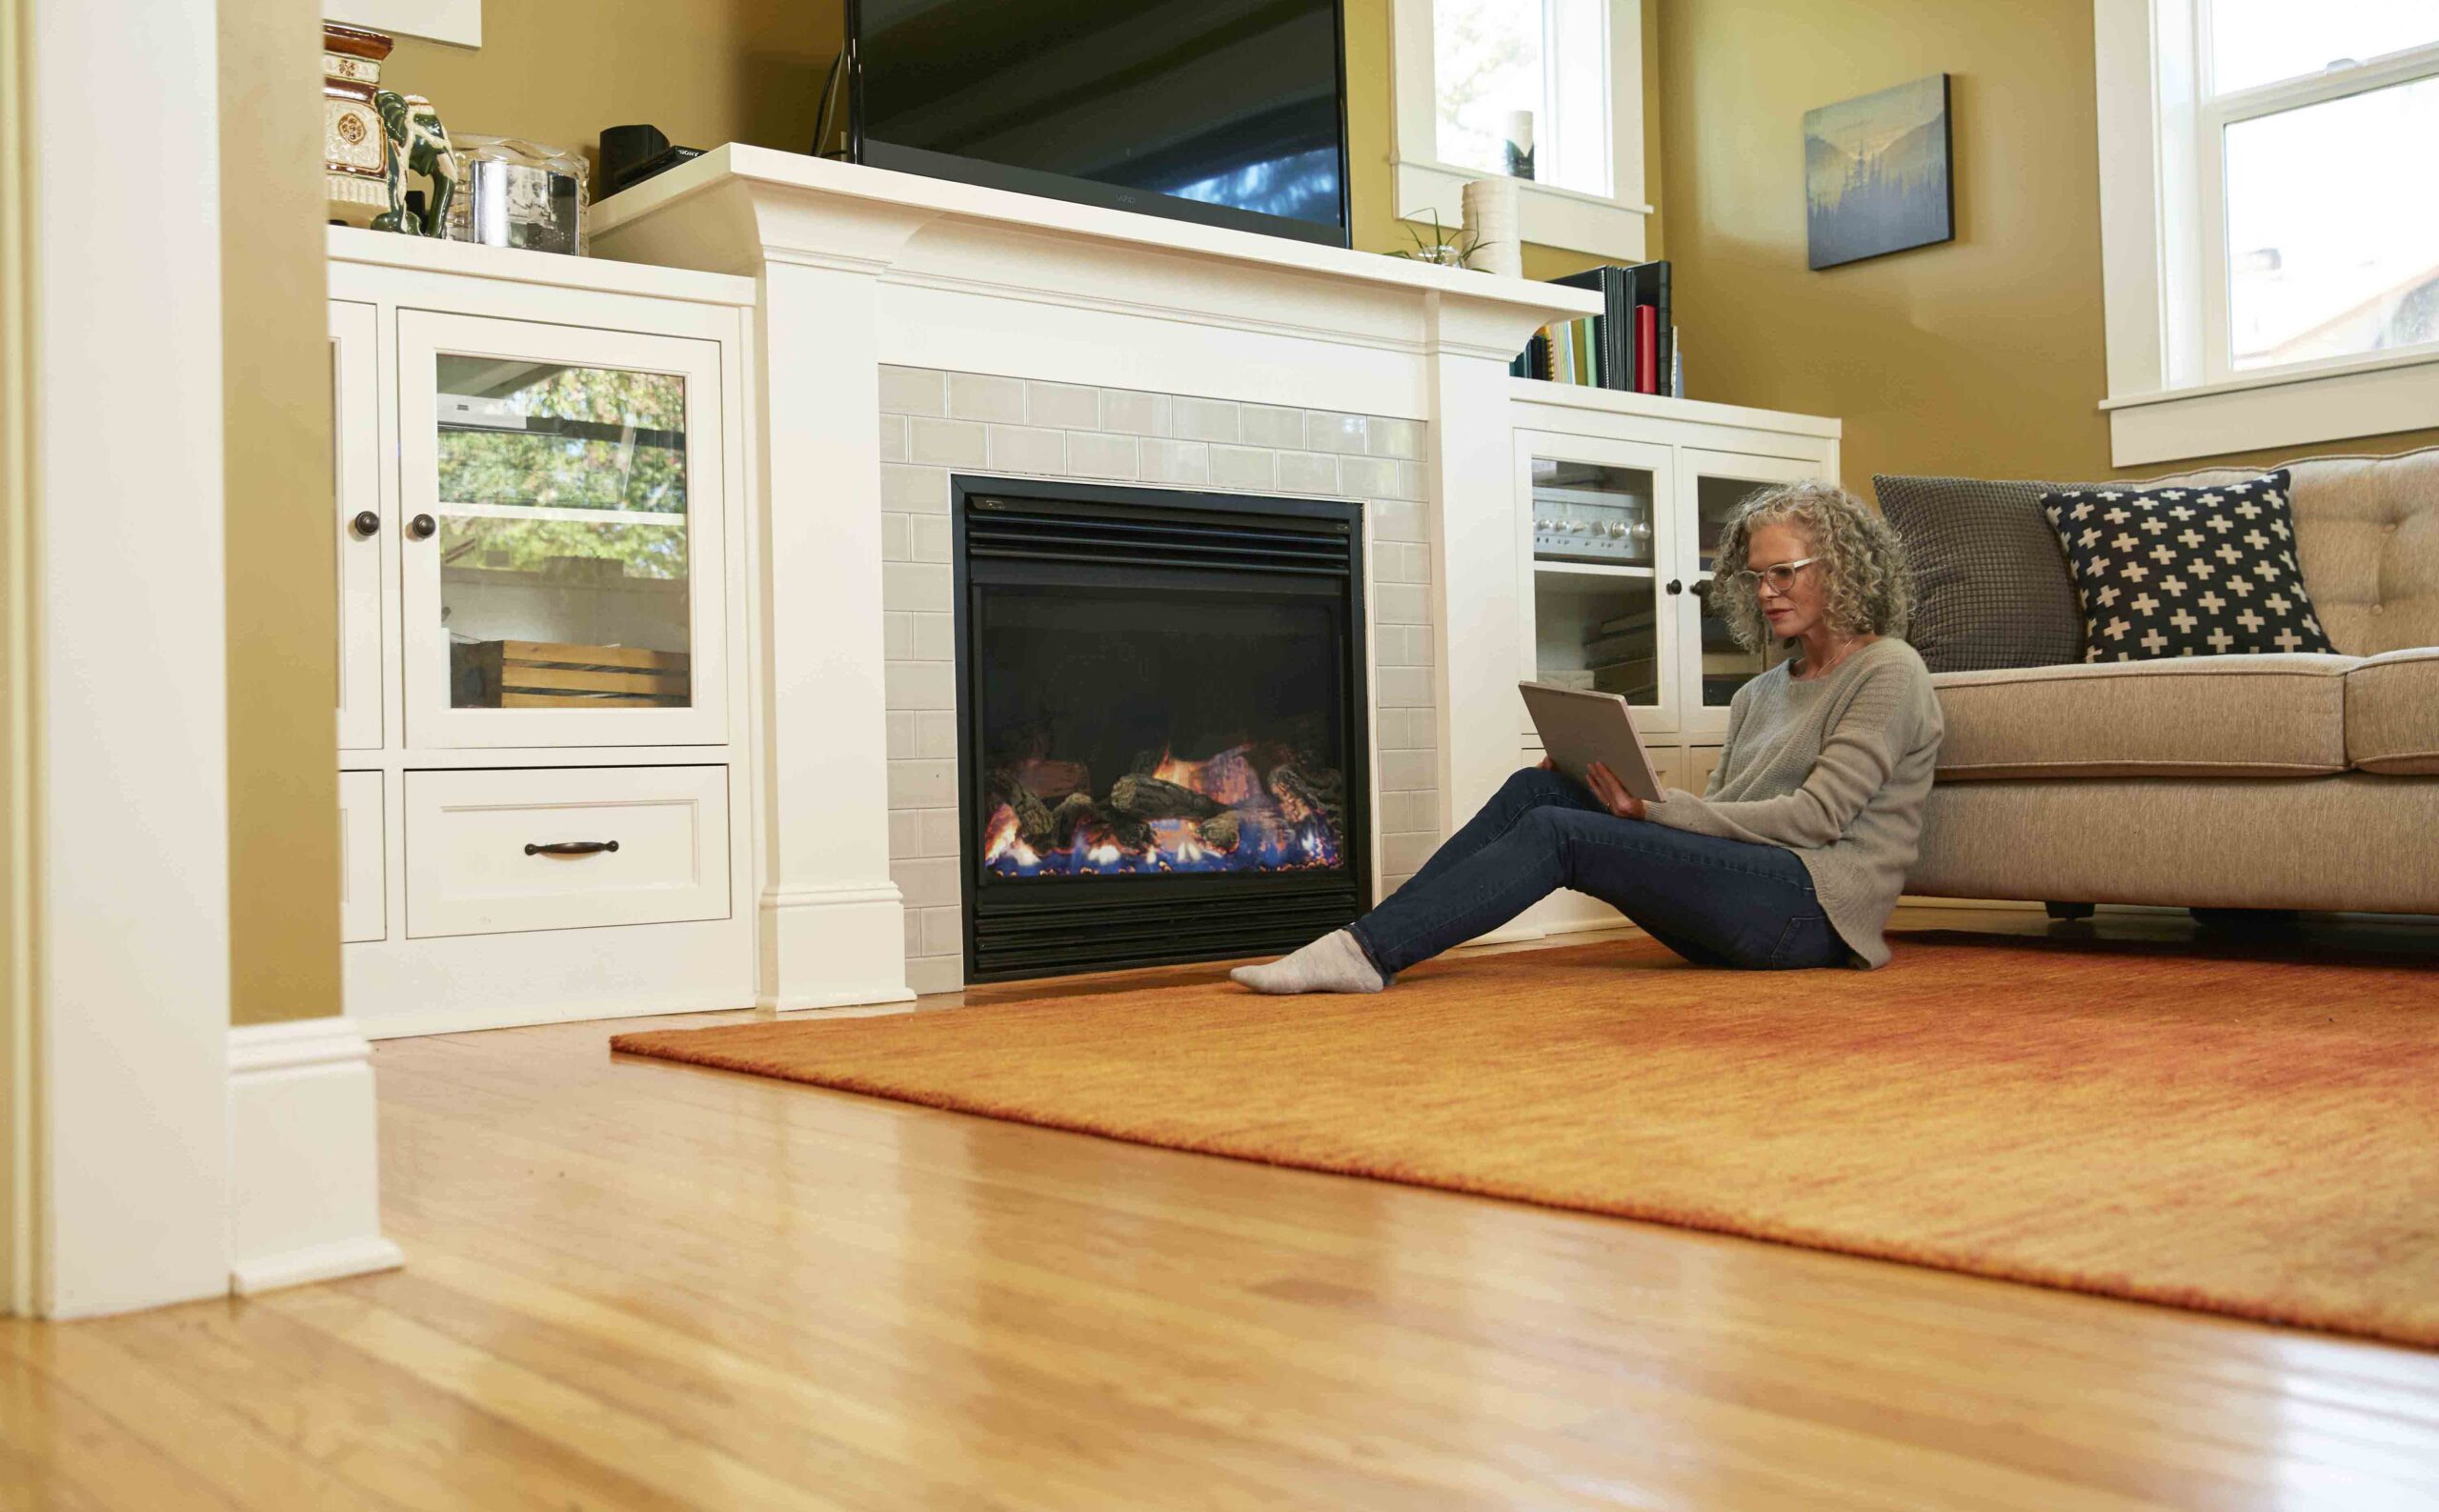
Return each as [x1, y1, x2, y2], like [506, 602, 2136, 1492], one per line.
[1907, 446, 2439, 917]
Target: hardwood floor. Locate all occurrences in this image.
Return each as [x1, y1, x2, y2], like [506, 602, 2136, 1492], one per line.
[6, 908, 2439, 1510]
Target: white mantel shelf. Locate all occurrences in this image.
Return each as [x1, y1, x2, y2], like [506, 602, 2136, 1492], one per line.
[594, 146, 1599, 418]
[586, 146, 1602, 1009]
[595, 144, 1602, 323]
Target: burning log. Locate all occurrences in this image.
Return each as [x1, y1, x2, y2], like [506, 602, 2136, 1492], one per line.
[1012, 758, 1090, 801]
[1268, 763, 1347, 846]
[1102, 808, 1156, 855]
[1266, 764, 1327, 824]
[988, 771, 1058, 848]
[1051, 793, 1099, 849]
[1108, 773, 1222, 820]
[1198, 812, 1240, 852]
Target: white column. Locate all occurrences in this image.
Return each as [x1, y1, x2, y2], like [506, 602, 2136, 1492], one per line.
[1421, 293, 1531, 854]
[750, 256, 917, 1011]
[19, 0, 234, 1315]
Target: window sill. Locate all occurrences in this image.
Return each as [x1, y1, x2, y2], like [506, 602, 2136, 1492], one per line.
[1393, 158, 1651, 262]
[2099, 348, 2439, 467]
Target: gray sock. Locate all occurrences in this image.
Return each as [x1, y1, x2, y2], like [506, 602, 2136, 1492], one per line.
[1229, 929, 1386, 995]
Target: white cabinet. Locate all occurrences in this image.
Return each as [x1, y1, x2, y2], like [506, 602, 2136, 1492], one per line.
[397, 312, 728, 750]
[328, 229, 757, 1036]
[332, 300, 384, 750]
[1508, 381, 1841, 938]
[337, 770, 386, 943]
[403, 765, 731, 937]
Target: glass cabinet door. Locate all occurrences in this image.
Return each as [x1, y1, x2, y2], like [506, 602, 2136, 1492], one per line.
[332, 300, 384, 750]
[398, 312, 725, 748]
[1679, 449, 1821, 736]
[1515, 431, 1678, 738]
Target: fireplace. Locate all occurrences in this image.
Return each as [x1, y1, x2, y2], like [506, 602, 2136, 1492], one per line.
[953, 476, 1372, 981]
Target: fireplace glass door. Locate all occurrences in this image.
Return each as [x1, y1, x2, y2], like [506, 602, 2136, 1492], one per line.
[957, 483, 1369, 980]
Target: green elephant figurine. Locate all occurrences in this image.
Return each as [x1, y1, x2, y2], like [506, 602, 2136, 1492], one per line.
[370, 90, 455, 236]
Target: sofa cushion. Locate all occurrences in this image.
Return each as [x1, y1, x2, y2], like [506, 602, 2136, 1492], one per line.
[1929, 654, 2354, 780]
[2042, 471, 2338, 662]
[1873, 474, 2090, 672]
[2126, 444, 2439, 657]
[2346, 647, 2439, 776]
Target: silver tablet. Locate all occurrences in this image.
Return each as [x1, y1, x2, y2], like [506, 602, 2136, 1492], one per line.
[1519, 681, 1666, 802]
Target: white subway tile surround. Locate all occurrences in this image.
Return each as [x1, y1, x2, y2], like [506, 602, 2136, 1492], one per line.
[879, 366, 1442, 993]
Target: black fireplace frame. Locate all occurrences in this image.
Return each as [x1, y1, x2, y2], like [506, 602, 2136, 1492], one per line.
[950, 474, 1373, 982]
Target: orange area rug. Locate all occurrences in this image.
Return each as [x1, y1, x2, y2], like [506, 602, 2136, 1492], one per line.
[613, 930, 2439, 1348]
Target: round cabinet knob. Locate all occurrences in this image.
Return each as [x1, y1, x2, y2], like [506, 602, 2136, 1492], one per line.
[1665, 578, 1683, 595]
[406, 514, 438, 541]
[349, 511, 380, 539]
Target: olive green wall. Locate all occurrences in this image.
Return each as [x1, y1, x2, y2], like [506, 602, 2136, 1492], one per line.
[384, 1, 847, 180]
[222, 0, 339, 1026]
[1652, 0, 2439, 491]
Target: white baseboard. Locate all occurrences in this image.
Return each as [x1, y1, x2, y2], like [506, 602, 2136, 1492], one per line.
[757, 883, 917, 1012]
[227, 1018, 402, 1295]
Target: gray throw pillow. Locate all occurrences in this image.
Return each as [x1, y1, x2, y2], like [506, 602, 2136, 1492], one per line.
[1873, 474, 2090, 673]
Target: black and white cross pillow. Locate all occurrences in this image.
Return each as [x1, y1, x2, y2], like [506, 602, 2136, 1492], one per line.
[2039, 470, 2334, 662]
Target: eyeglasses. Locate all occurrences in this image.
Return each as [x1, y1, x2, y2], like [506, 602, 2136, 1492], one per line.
[1729, 556, 1821, 595]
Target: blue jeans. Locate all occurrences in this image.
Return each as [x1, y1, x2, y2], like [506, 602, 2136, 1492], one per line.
[1349, 767, 1847, 975]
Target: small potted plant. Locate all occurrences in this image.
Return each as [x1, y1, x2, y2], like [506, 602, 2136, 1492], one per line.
[1389, 209, 1481, 268]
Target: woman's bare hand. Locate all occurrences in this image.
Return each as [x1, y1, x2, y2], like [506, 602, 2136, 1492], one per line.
[1537, 756, 1556, 772]
[1584, 761, 1647, 820]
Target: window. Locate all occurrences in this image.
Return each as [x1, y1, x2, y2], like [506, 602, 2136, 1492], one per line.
[2091, 0, 2439, 464]
[1389, 0, 1647, 260]
[2204, 4, 2439, 374]
[1431, 0, 1613, 197]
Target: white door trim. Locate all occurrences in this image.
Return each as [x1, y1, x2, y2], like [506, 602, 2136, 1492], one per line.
[15, 0, 236, 1318]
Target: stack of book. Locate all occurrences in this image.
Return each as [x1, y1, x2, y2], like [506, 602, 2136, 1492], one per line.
[1512, 260, 1674, 397]
[1543, 606, 1659, 700]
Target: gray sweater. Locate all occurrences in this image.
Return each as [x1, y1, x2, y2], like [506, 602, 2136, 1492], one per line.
[1643, 637, 1943, 968]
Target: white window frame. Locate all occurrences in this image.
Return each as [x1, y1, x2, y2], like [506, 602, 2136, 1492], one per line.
[1389, 0, 1650, 261]
[2093, 0, 2439, 465]
[323, 0, 479, 48]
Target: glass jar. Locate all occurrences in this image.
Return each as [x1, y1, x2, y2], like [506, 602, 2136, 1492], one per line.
[445, 136, 589, 255]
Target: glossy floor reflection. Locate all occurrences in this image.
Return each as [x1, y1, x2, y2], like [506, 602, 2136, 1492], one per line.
[4, 905, 2436, 1508]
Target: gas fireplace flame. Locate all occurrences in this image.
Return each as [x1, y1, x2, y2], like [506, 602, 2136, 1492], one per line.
[981, 739, 1343, 879]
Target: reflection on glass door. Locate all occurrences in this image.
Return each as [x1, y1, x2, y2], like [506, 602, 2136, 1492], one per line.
[1693, 474, 1776, 711]
[436, 354, 692, 710]
[401, 313, 724, 747]
[1682, 451, 1817, 734]
[1517, 433, 1676, 736]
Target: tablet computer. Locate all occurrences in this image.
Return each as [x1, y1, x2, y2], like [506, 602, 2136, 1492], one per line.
[1519, 681, 1666, 802]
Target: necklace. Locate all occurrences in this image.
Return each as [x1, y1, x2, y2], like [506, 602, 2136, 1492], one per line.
[1801, 635, 1863, 679]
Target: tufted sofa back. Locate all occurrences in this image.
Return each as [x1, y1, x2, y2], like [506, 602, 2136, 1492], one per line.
[2133, 445, 2439, 657]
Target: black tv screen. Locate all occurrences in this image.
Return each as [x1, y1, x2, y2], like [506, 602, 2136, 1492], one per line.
[849, 0, 1350, 247]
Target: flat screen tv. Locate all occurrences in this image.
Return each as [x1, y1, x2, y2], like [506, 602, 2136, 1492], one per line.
[847, 0, 1351, 248]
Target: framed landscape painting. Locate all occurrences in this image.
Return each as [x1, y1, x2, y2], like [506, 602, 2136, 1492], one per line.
[1805, 73, 1954, 271]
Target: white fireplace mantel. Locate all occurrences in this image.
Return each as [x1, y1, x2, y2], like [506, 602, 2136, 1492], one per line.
[593, 145, 1599, 1009]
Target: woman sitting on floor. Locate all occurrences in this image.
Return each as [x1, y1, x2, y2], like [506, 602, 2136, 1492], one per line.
[1234, 480, 1944, 992]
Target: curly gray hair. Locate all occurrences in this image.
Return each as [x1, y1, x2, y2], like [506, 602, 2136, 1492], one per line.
[1710, 481, 1914, 653]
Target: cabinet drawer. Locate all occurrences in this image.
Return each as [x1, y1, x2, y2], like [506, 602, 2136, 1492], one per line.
[339, 770, 387, 943]
[405, 765, 730, 938]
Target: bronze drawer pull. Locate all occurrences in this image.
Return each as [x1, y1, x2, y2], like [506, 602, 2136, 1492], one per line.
[525, 840, 620, 857]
